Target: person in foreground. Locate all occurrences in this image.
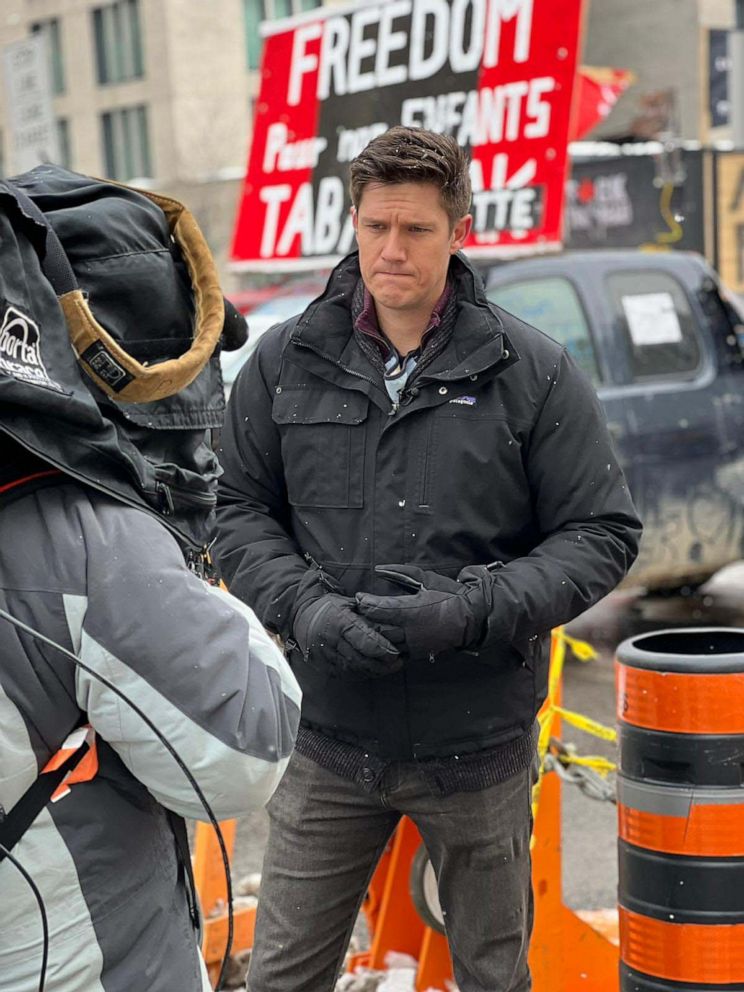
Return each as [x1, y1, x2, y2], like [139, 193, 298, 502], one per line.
[0, 167, 301, 992]
[215, 126, 642, 992]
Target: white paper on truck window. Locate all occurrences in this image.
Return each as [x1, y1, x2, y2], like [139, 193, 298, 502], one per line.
[621, 292, 683, 346]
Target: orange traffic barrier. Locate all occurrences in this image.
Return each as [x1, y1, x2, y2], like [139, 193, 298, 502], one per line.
[620, 907, 744, 985]
[618, 664, 744, 733]
[617, 628, 744, 992]
[193, 818, 256, 986]
[618, 784, 744, 857]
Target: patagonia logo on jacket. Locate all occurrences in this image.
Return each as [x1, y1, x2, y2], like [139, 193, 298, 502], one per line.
[449, 395, 477, 406]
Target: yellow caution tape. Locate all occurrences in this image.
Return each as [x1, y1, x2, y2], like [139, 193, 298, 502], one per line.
[538, 627, 567, 758]
[562, 633, 599, 663]
[531, 627, 615, 830]
[552, 706, 617, 742]
[532, 628, 566, 825]
[557, 753, 617, 776]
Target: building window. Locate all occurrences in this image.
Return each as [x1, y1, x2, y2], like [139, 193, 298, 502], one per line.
[244, 0, 265, 70]
[101, 105, 151, 180]
[31, 18, 65, 95]
[56, 118, 71, 169]
[93, 0, 144, 85]
[243, 0, 321, 69]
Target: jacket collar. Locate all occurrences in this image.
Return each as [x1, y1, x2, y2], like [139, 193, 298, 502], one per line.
[289, 252, 519, 384]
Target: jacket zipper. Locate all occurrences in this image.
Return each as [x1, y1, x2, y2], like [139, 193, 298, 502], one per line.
[292, 338, 397, 415]
[292, 339, 379, 389]
[393, 346, 509, 415]
[155, 478, 217, 510]
[418, 417, 434, 507]
[302, 552, 339, 593]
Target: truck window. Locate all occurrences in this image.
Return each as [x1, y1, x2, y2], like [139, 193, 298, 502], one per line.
[486, 276, 601, 385]
[606, 270, 702, 381]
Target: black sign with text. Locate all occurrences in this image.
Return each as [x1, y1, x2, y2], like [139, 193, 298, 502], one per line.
[565, 153, 705, 253]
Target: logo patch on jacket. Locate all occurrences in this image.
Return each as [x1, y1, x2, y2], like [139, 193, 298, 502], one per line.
[0, 302, 65, 393]
[80, 340, 133, 392]
[449, 395, 477, 406]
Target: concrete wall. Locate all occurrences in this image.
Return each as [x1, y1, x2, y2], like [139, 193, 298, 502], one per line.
[582, 0, 702, 140]
[159, 0, 249, 180]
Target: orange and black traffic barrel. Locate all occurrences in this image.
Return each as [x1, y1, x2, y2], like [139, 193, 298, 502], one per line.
[616, 628, 744, 992]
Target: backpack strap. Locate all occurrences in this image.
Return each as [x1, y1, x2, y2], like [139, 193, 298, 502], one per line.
[166, 810, 201, 934]
[0, 723, 200, 934]
[0, 726, 93, 863]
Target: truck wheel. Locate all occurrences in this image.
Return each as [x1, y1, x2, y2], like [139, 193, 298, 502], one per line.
[409, 844, 445, 934]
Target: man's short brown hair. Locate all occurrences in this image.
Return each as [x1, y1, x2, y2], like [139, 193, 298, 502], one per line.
[349, 126, 472, 228]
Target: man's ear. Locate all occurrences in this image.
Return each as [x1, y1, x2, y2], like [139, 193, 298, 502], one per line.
[450, 214, 473, 253]
[351, 206, 358, 232]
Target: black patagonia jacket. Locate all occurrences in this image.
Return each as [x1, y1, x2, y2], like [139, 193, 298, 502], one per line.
[216, 251, 642, 760]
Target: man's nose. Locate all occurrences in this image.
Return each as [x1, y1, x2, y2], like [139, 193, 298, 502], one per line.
[381, 228, 406, 261]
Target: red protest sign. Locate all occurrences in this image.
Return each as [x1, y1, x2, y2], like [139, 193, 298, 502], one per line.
[231, 0, 584, 270]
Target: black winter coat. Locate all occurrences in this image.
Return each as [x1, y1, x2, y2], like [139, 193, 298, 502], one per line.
[215, 252, 641, 760]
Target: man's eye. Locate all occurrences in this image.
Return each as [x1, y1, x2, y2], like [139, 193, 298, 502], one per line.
[411, 227, 430, 234]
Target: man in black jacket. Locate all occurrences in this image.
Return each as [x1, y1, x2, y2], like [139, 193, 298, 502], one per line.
[215, 126, 641, 992]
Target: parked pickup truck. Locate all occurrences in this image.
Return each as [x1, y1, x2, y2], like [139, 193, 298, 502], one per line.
[483, 250, 744, 593]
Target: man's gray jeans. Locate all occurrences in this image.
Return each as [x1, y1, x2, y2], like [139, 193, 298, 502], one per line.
[246, 749, 535, 992]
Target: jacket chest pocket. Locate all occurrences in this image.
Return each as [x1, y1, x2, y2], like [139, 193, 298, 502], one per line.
[272, 388, 369, 508]
[417, 404, 524, 511]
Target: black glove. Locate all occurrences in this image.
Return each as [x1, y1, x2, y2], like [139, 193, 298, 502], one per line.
[292, 593, 404, 677]
[355, 564, 494, 660]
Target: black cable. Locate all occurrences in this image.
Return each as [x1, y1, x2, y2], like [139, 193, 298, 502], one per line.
[0, 841, 49, 992]
[0, 606, 234, 990]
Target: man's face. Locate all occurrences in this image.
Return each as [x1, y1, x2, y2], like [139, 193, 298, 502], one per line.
[352, 182, 471, 318]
